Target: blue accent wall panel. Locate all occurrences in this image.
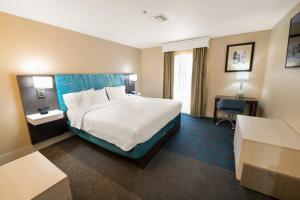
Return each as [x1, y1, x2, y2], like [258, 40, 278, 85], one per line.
[55, 74, 125, 112]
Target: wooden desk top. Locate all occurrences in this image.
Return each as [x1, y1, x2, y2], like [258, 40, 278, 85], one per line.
[216, 95, 257, 102]
[0, 151, 67, 200]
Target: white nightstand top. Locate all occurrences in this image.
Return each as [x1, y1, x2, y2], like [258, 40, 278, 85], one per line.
[0, 152, 67, 200]
[26, 109, 64, 126]
[127, 93, 141, 96]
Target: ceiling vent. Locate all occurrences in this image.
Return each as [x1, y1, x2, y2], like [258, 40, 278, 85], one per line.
[152, 14, 168, 23]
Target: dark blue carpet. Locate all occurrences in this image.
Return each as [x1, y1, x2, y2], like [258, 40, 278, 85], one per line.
[166, 114, 235, 171]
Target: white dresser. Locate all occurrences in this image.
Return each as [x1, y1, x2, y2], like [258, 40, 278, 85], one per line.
[0, 152, 72, 200]
[234, 115, 300, 199]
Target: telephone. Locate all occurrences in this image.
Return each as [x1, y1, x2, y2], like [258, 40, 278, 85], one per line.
[129, 91, 138, 95]
[38, 106, 50, 115]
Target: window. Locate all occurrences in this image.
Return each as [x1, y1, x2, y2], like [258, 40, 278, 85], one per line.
[173, 50, 193, 114]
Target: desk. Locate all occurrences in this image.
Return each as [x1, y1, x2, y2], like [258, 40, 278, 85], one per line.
[213, 95, 258, 122]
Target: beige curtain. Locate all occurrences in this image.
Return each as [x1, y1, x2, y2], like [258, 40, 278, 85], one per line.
[163, 51, 174, 99]
[190, 48, 208, 117]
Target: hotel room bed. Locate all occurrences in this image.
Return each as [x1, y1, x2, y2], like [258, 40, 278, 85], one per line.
[55, 74, 181, 167]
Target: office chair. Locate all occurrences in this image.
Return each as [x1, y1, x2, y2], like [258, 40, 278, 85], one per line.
[216, 99, 246, 129]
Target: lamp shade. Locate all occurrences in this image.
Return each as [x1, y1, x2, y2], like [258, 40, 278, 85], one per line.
[33, 76, 53, 89]
[129, 74, 138, 82]
[236, 72, 249, 81]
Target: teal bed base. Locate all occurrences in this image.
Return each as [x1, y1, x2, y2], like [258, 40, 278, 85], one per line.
[69, 114, 181, 160]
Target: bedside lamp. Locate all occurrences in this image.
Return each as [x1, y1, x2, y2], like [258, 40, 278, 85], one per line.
[129, 74, 138, 82]
[128, 74, 138, 95]
[33, 76, 53, 98]
[33, 76, 53, 114]
[236, 72, 249, 99]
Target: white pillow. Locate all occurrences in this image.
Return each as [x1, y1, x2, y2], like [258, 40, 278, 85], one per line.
[105, 85, 127, 100]
[63, 89, 93, 110]
[83, 88, 109, 106]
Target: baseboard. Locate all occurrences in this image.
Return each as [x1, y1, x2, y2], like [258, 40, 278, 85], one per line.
[0, 145, 35, 166]
[0, 131, 74, 166]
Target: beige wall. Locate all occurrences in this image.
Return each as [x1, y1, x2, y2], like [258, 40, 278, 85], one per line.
[261, 3, 300, 132]
[140, 31, 271, 117]
[206, 31, 270, 117]
[0, 12, 140, 156]
[140, 47, 164, 98]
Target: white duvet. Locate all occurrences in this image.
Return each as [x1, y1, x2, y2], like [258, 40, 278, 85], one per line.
[68, 96, 182, 151]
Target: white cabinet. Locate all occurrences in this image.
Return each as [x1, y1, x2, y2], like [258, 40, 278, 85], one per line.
[234, 115, 300, 180]
[0, 152, 72, 200]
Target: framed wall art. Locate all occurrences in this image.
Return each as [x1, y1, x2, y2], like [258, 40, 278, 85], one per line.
[225, 42, 255, 72]
[285, 12, 300, 68]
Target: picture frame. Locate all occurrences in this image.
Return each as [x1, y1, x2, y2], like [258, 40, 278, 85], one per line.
[225, 42, 255, 72]
[285, 12, 300, 68]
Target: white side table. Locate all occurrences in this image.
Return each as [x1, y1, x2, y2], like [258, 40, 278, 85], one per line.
[234, 115, 300, 199]
[0, 151, 72, 200]
[234, 115, 300, 180]
[26, 110, 64, 126]
[127, 93, 141, 96]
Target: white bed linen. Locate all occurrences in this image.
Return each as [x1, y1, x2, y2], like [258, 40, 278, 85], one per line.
[68, 96, 181, 151]
[105, 85, 127, 100]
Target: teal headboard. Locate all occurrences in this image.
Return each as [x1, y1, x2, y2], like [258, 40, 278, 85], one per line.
[55, 74, 125, 112]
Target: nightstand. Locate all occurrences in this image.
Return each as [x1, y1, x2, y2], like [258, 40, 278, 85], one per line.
[26, 110, 68, 144]
[26, 110, 64, 126]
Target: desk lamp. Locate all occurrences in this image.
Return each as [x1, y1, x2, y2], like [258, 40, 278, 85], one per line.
[236, 72, 249, 99]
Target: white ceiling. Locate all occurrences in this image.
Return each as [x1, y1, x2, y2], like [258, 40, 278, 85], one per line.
[0, 0, 299, 48]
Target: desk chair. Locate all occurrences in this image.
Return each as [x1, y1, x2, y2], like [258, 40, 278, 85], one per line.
[216, 99, 246, 129]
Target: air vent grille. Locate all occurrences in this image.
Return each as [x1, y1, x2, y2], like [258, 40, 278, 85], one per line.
[153, 14, 168, 22]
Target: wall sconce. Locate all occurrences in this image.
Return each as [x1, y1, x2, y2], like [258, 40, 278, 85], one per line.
[33, 76, 53, 98]
[236, 72, 249, 99]
[129, 74, 138, 82]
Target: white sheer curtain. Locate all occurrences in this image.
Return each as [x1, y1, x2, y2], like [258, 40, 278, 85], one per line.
[173, 50, 193, 114]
